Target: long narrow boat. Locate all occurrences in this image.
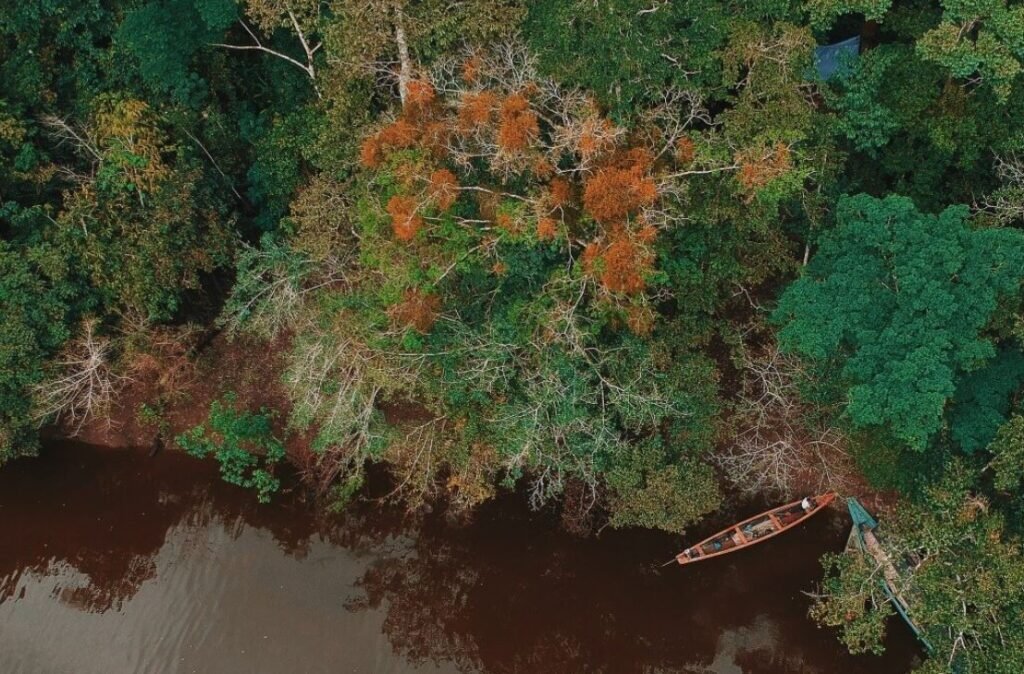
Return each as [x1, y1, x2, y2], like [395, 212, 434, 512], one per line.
[845, 498, 934, 653]
[674, 492, 837, 565]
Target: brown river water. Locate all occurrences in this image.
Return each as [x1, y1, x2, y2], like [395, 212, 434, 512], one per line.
[0, 443, 922, 674]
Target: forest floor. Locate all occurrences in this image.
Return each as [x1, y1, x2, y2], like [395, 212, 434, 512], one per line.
[62, 331, 308, 454]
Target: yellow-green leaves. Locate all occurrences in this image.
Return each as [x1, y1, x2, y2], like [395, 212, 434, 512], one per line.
[916, 1, 1024, 102]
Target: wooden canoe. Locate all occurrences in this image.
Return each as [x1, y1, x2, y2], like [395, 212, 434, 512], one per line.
[675, 492, 837, 565]
[845, 497, 934, 653]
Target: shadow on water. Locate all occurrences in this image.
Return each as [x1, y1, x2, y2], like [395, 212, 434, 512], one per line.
[0, 442, 320, 612]
[0, 442, 922, 674]
[350, 490, 923, 674]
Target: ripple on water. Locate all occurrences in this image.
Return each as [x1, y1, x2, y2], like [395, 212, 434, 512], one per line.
[0, 444, 921, 674]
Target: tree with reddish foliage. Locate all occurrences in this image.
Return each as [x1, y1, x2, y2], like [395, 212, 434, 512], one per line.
[386, 195, 424, 241]
[536, 217, 558, 241]
[328, 43, 736, 529]
[736, 142, 792, 193]
[582, 227, 655, 296]
[582, 149, 657, 225]
[496, 93, 539, 152]
[355, 43, 750, 312]
[427, 169, 459, 211]
[389, 289, 442, 333]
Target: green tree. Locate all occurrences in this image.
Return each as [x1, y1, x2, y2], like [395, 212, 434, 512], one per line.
[824, 13, 1024, 211]
[989, 414, 1024, 492]
[606, 437, 721, 532]
[0, 243, 72, 462]
[775, 193, 1024, 451]
[916, 0, 1024, 103]
[50, 97, 234, 320]
[524, 0, 729, 117]
[176, 392, 287, 502]
[117, 0, 238, 104]
[948, 348, 1024, 454]
[812, 464, 1024, 673]
[0, 0, 120, 113]
[825, 46, 905, 154]
[805, 0, 893, 30]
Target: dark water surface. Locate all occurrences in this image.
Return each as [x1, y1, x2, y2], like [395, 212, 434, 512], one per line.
[0, 444, 921, 673]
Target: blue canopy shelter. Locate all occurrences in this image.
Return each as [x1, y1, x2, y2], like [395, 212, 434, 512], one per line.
[814, 36, 861, 80]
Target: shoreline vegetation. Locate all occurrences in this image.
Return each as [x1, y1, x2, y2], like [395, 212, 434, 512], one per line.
[4, 2, 1024, 672]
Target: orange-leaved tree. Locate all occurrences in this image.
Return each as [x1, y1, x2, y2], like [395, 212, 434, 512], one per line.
[357, 42, 746, 321]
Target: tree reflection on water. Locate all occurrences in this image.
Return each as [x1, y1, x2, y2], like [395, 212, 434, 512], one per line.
[0, 443, 920, 674]
[345, 489, 919, 674]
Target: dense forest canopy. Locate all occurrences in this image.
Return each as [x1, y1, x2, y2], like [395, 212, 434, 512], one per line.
[2, 1, 1024, 671]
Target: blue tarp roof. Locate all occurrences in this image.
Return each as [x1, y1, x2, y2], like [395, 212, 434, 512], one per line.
[846, 497, 878, 532]
[814, 36, 861, 80]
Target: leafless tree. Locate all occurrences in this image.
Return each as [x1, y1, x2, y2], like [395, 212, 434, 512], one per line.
[391, 4, 412, 103]
[213, 3, 323, 98]
[318, 2, 414, 98]
[639, 86, 712, 161]
[381, 415, 449, 509]
[219, 242, 349, 340]
[118, 311, 200, 401]
[39, 114, 101, 185]
[285, 321, 426, 496]
[33, 320, 125, 434]
[40, 114, 101, 162]
[977, 152, 1024, 224]
[715, 342, 850, 497]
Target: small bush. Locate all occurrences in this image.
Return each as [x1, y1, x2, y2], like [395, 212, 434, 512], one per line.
[176, 393, 286, 503]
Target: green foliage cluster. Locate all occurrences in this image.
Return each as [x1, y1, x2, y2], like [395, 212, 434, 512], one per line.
[775, 194, 1024, 450]
[915, 0, 1024, 103]
[119, 0, 237, 104]
[990, 414, 1024, 492]
[0, 0, 284, 460]
[3, 2, 1024, 668]
[810, 548, 894, 655]
[524, 0, 729, 118]
[176, 393, 286, 502]
[0, 244, 72, 460]
[813, 465, 1024, 672]
[605, 438, 721, 532]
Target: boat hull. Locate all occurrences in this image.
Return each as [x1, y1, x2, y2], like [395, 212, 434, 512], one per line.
[675, 492, 837, 565]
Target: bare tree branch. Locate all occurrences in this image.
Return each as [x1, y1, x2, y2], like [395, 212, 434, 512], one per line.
[33, 320, 125, 434]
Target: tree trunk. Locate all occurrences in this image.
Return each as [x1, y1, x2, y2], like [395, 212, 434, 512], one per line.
[393, 6, 411, 104]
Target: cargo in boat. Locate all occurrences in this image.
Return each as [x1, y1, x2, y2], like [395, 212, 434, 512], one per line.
[675, 492, 837, 565]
